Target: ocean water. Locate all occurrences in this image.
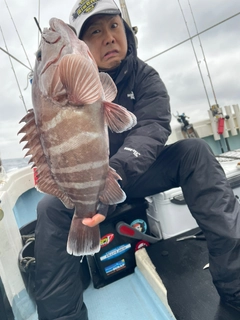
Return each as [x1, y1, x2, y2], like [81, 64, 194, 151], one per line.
[1, 157, 31, 173]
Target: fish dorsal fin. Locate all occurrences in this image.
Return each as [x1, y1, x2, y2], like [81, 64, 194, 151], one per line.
[99, 72, 117, 102]
[59, 54, 101, 105]
[18, 109, 74, 209]
[99, 167, 126, 205]
[104, 101, 137, 133]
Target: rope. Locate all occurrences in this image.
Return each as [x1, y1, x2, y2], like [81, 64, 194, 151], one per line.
[145, 11, 240, 62]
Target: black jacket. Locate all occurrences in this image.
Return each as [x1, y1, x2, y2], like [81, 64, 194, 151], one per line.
[108, 21, 171, 189]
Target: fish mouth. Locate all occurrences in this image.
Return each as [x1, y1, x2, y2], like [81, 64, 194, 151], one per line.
[41, 44, 66, 75]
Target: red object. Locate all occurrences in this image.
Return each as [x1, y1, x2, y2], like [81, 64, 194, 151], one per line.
[33, 167, 38, 185]
[218, 117, 224, 134]
[135, 240, 150, 252]
[119, 225, 135, 236]
[100, 233, 114, 248]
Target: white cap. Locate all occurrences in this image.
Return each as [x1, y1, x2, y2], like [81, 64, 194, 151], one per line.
[69, 0, 121, 39]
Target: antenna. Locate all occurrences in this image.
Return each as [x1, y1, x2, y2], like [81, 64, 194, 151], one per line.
[187, 0, 218, 106]
[177, 0, 211, 108]
[0, 26, 28, 113]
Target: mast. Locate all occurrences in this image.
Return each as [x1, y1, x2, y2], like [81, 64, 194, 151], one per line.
[119, 0, 131, 28]
[119, 0, 138, 36]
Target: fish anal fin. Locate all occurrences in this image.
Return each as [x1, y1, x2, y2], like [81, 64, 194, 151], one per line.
[99, 167, 126, 205]
[99, 72, 117, 102]
[104, 101, 137, 133]
[59, 54, 101, 105]
[67, 214, 100, 256]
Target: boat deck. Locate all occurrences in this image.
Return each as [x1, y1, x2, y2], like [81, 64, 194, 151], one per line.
[146, 227, 240, 320]
[84, 267, 174, 320]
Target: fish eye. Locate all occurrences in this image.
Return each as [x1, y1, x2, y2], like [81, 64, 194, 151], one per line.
[36, 50, 42, 61]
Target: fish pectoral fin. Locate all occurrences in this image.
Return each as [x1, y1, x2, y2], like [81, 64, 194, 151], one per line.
[99, 72, 117, 102]
[59, 54, 101, 105]
[103, 101, 137, 133]
[99, 167, 126, 205]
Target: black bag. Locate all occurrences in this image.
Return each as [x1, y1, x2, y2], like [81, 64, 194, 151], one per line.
[18, 220, 91, 299]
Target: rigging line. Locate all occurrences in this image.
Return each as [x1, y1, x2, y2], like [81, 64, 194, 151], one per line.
[0, 47, 32, 71]
[4, 0, 32, 70]
[144, 11, 240, 63]
[188, 0, 218, 106]
[177, 0, 211, 108]
[0, 26, 28, 113]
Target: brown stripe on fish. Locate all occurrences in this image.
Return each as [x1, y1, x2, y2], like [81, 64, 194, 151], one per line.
[48, 137, 108, 169]
[59, 180, 105, 200]
[40, 102, 103, 135]
[53, 161, 108, 183]
[52, 159, 108, 174]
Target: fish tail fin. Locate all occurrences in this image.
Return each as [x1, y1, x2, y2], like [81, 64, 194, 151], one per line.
[67, 214, 100, 256]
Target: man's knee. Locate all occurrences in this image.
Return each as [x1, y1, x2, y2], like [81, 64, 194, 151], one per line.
[177, 138, 212, 156]
[36, 194, 74, 232]
[37, 195, 60, 213]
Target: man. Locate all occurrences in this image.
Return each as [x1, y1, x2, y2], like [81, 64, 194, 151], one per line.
[34, 0, 240, 319]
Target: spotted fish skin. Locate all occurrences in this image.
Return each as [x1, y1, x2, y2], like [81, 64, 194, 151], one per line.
[18, 18, 137, 256]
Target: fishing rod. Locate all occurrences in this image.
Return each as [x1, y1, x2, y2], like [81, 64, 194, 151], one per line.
[187, 0, 218, 107]
[186, 1, 229, 152]
[145, 11, 240, 62]
[4, 0, 32, 70]
[0, 26, 28, 113]
[177, 0, 211, 109]
[0, 46, 32, 71]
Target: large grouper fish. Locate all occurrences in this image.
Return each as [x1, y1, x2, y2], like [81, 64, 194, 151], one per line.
[18, 18, 137, 256]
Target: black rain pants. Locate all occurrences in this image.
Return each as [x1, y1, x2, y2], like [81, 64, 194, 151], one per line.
[34, 139, 240, 319]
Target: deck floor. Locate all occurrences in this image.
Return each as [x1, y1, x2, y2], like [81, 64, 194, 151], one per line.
[146, 228, 240, 320]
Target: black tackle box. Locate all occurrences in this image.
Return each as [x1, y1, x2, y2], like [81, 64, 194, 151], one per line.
[87, 198, 159, 288]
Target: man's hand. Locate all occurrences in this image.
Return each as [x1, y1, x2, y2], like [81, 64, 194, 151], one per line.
[82, 213, 106, 227]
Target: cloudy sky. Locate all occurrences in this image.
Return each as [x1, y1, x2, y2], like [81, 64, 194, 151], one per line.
[0, 0, 239, 159]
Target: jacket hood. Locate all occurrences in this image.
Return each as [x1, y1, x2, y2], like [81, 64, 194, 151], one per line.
[123, 20, 137, 59]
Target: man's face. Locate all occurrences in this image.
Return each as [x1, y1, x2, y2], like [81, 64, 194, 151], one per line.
[82, 15, 128, 70]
